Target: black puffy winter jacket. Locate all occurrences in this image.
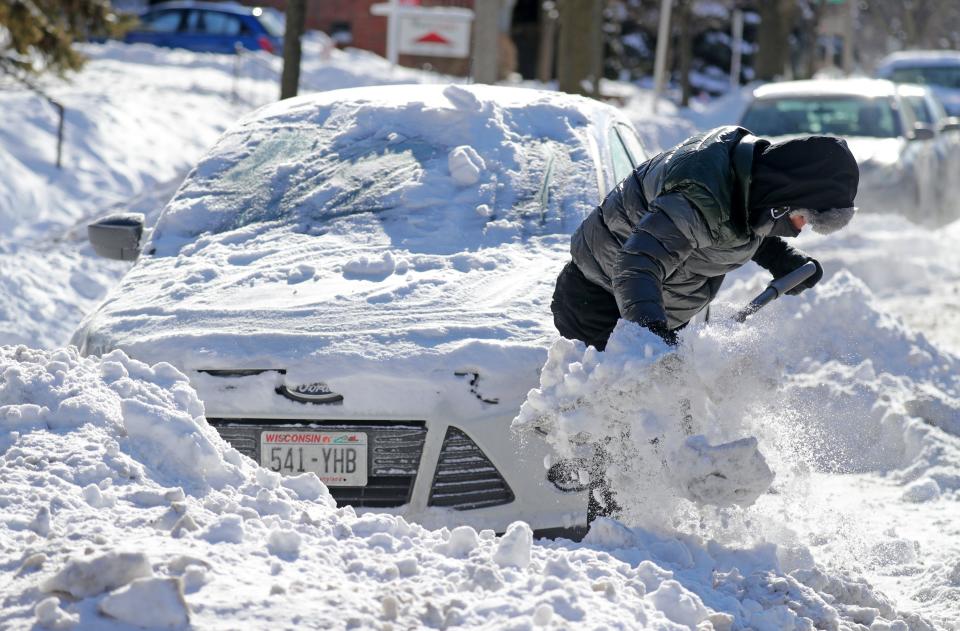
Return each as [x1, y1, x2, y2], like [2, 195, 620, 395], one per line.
[570, 125, 809, 330]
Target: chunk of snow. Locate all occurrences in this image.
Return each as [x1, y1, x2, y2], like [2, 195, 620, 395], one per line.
[448, 145, 485, 186]
[286, 264, 316, 284]
[676, 435, 775, 508]
[902, 478, 941, 502]
[281, 472, 333, 505]
[492, 521, 532, 569]
[267, 528, 302, 558]
[82, 483, 115, 508]
[200, 514, 245, 544]
[395, 557, 418, 577]
[438, 525, 479, 558]
[532, 603, 554, 626]
[29, 506, 51, 537]
[42, 551, 152, 598]
[343, 252, 397, 278]
[98, 577, 190, 628]
[644, 580, 709, 627]
[34, 597, 78, 630]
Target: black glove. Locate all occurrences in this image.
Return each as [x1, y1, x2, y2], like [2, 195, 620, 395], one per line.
[753, 237, 818, 294]
[784, 257, 823, 295]
[644, 320, 679, 346]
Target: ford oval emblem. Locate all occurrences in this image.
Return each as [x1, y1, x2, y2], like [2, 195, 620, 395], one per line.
[276, 381, 344, 405]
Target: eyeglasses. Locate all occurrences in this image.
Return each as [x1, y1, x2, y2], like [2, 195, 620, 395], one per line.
[769, 206, 803, 220]
[770, 206, 857, 218]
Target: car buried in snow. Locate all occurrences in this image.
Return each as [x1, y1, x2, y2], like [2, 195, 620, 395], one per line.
[73, 84, 650, 538]
[739, 78, 959, 226]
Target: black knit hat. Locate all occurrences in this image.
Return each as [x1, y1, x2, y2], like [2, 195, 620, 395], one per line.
[749, 136, 859, 213]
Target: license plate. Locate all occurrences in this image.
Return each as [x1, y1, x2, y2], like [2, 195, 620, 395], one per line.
[260, 431, 368, 486]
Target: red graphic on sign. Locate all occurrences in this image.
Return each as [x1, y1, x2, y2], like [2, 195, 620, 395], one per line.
[416, 32, 450, 45]
[322, 435, 331, 443]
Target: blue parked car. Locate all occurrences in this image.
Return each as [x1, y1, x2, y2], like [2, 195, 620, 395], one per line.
[124, 2, 284, 55]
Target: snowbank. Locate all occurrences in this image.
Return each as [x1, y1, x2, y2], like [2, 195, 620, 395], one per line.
[0, 346, 934, 629]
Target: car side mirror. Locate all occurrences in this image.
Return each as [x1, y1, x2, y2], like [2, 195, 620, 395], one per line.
[909, 124, 936, 141]
[939, 117, 960, 132]
[88, 213, 145, 261]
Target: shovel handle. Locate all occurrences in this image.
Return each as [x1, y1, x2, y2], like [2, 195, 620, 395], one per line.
[734, 261, 818, 323]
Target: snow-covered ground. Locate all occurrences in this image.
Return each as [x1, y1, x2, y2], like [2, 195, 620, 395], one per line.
[2, 40, 960, 630]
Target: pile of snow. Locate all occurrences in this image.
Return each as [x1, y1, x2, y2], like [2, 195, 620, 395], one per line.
[0, 346, 935, 629]
[515, 265, 960, 628]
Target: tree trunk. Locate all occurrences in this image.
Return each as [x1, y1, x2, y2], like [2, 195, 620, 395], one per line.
[472, 0, 500, 84]
[280, 0, 306, 100]
[557, 0, 595, 95]
[677, 0, 693, 106]
[756, 0, 788, 81]
[799, 3, 824, 80]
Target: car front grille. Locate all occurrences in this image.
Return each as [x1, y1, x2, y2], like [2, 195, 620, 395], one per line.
[210, 420, 427, 508]
[428, 427, 514, 510]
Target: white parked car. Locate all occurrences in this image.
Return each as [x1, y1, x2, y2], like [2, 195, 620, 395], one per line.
[73, 84, 649, 537]
[876, 50, 960, 117]
[740, 78, 955, 225]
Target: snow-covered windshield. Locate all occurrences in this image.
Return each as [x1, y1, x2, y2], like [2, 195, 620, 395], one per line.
[742, 96, 901, 138]
[150, 91, 598, 256]
[891, 65, 960, 89]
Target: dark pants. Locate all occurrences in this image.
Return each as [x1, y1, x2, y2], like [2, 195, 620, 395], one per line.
[550, 261, 621, 352]
[551, 261, 622, 520]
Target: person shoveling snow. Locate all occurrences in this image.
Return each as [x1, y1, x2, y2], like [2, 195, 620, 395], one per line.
[531, 126, 860, 520]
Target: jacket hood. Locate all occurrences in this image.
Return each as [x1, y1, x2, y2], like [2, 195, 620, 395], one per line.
[748, 135, 860, 214]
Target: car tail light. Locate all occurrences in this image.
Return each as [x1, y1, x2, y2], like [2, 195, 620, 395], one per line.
[257, 36, 274, 54]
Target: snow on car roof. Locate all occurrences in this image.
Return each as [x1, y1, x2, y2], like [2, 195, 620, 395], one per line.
[896, 83, 934, 97]
[751, 78, 898, 100]
[877, 49, 960, 70]
[75, 85, 621, 407]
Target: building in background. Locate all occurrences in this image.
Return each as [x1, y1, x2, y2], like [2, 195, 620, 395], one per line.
[246, 0, 519, 78]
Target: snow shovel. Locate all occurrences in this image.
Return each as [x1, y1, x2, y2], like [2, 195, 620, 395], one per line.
[669, 260, 820, 506]
[732, 260, 819, 323]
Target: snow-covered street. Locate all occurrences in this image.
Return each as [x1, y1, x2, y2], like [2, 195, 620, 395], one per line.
[2, 41, 960, 631]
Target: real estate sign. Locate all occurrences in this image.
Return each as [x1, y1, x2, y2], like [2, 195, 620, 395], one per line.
[397, 12, 472, 58]
[371, 3, 474, 62]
